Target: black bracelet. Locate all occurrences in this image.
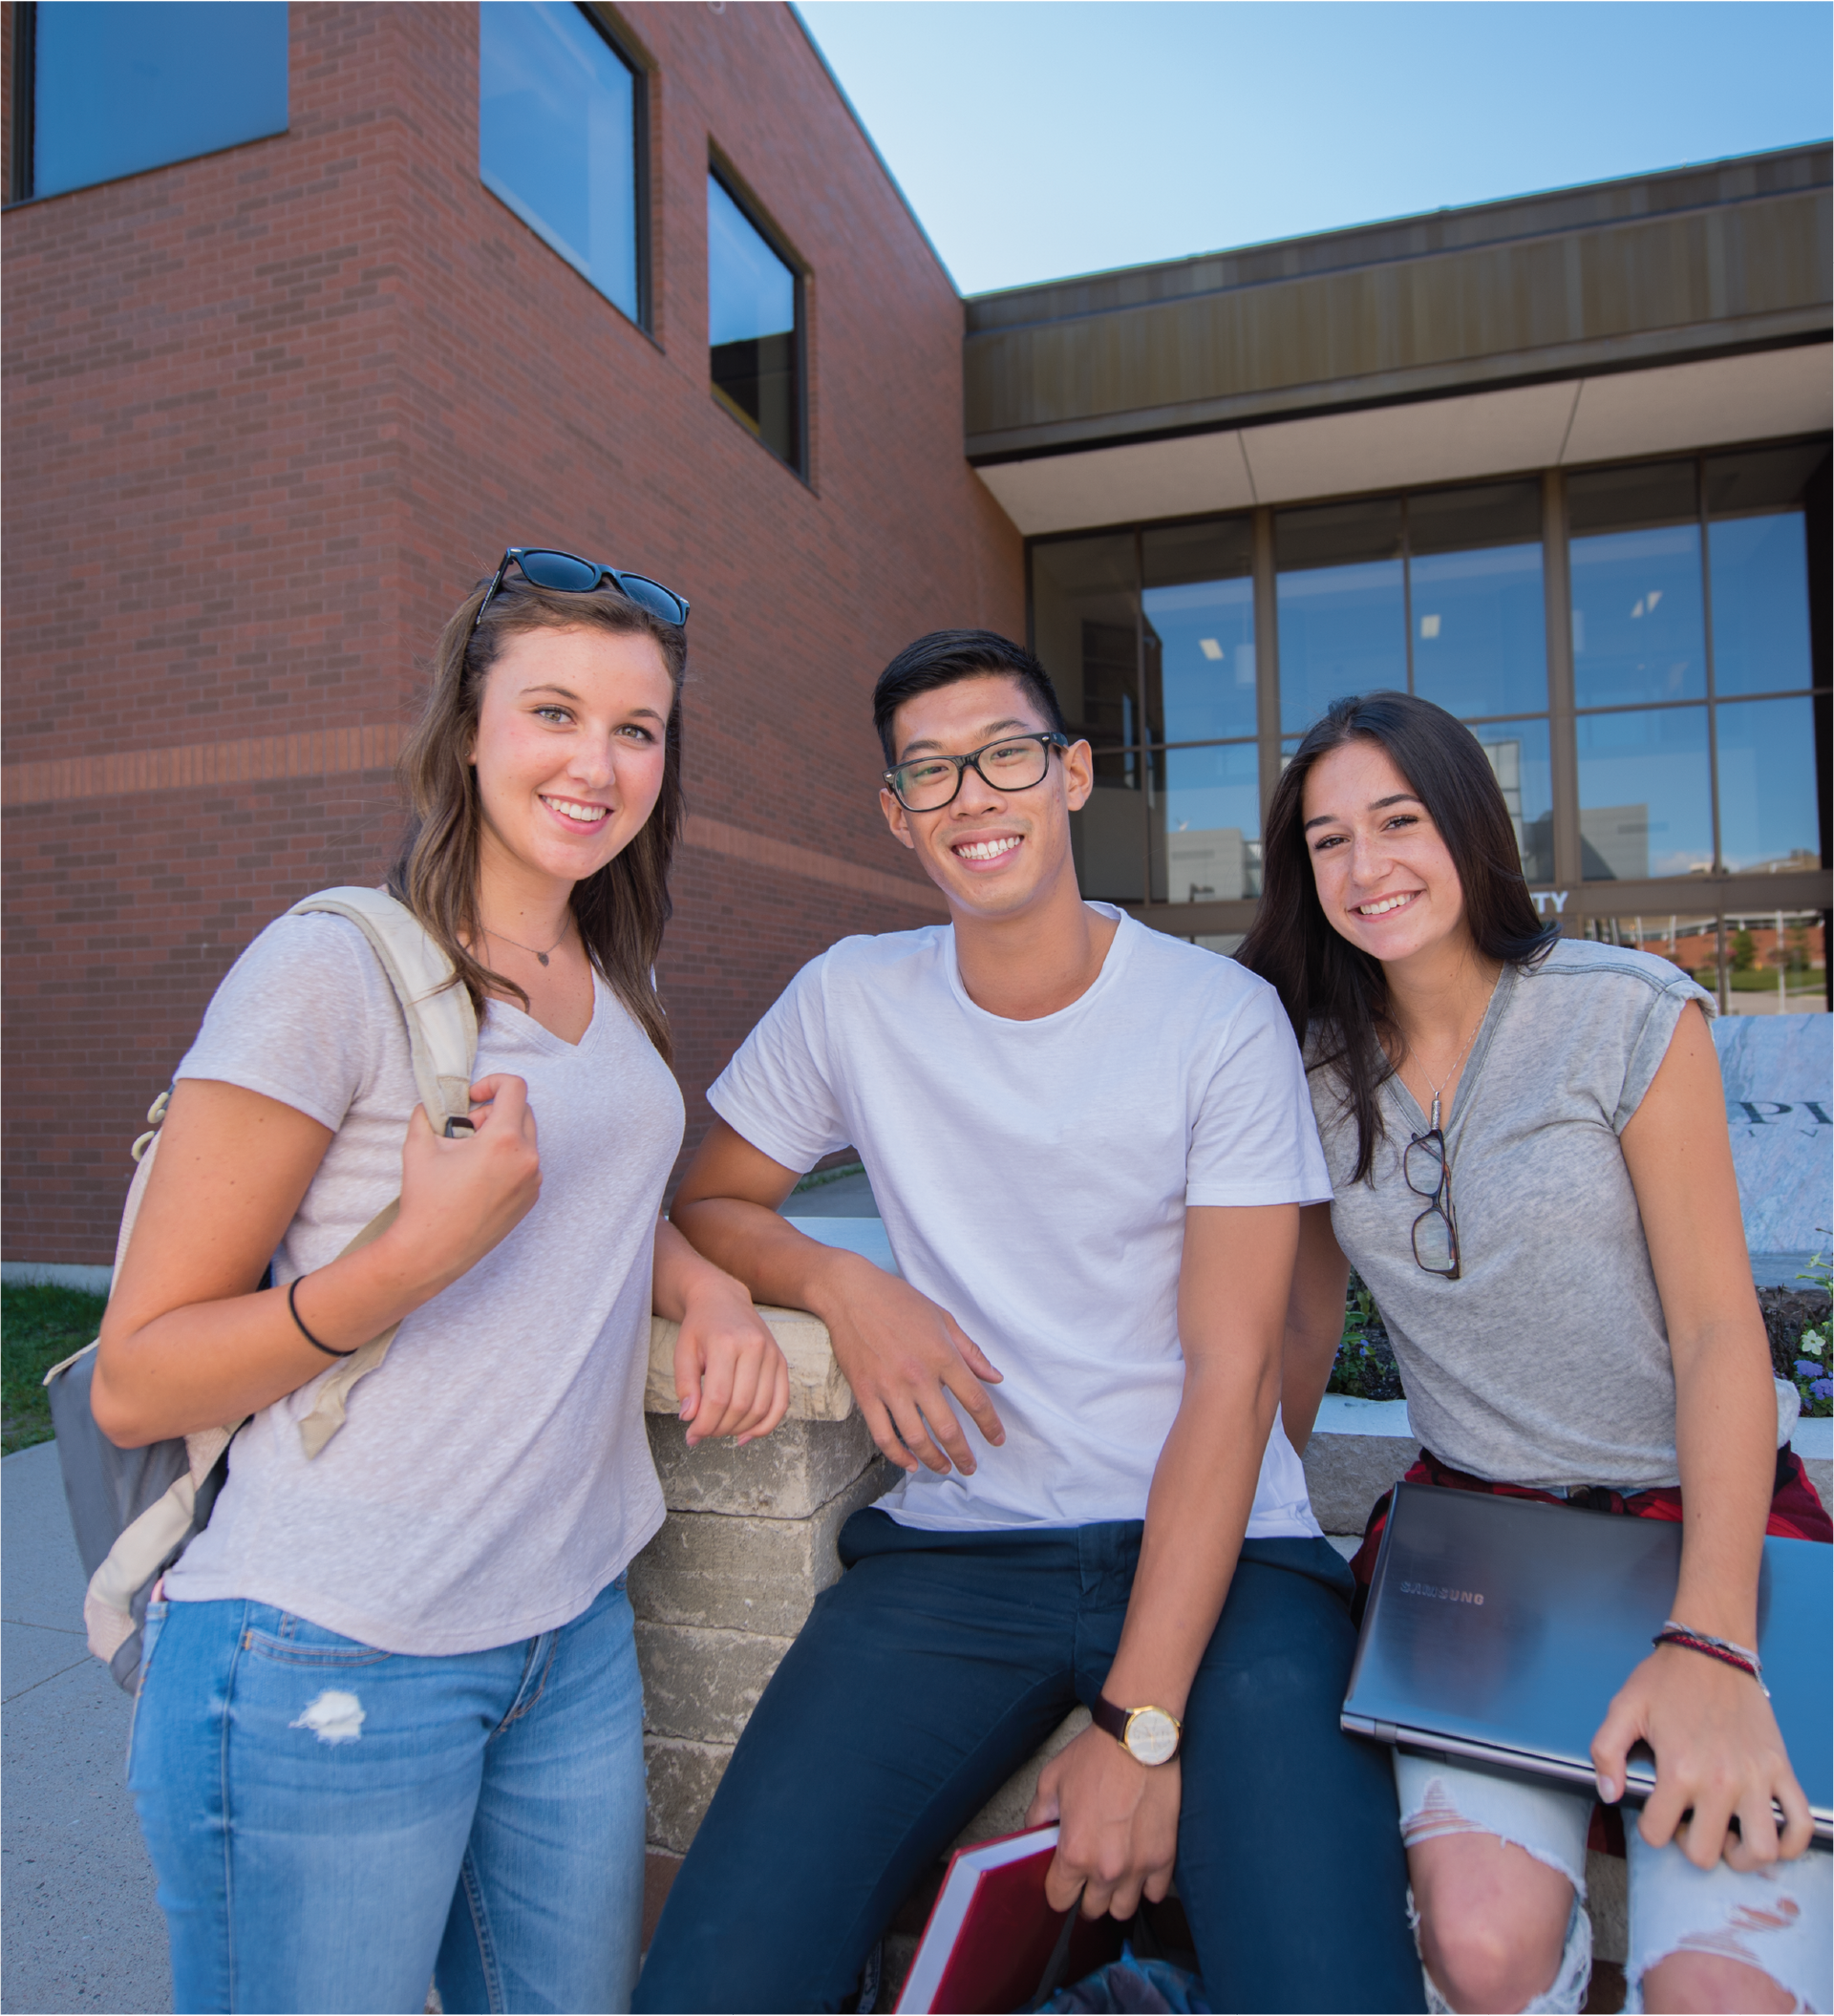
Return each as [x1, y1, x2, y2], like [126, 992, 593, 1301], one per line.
[288, 1275, 361, 1358]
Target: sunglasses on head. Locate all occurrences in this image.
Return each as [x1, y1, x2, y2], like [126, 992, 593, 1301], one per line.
[471, 547, 691, 633]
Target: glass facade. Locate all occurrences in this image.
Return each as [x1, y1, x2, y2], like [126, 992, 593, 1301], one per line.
[480, 2, 644, 326]
[1274, 499, 1405, 732]
[25, 2, 287, 202]
[1029, 443, 1830, 948]
[1031, 533, 1145, 901]
[709, 172, 801, 472]
[1272, 480, 1554, 879]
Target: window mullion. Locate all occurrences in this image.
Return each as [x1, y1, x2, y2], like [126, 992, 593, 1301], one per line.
[1542, 469, 1582, 902]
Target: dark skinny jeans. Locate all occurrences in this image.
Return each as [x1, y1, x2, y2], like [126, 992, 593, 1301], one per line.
[635, 1510, 1421, 2014]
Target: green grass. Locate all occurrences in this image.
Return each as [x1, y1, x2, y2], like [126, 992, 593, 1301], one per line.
[1694, 966, 1823, 995]
[2, 1284, 107, 1454]
[790, 1160, 865, 1194]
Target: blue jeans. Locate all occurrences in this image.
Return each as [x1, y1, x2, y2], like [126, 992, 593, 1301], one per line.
[636, 1512, 1421, 2014]
[128, 1578, 646, 2014]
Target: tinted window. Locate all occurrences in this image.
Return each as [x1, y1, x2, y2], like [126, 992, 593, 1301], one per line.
[1575, 707, 1713, 881]
[1274, 499, 1406, 734]
[30, 2, 287, 201]
[709, 173, 800, 470]
[1408, 482, 1547, 719]
[1031, 535, 1145, 902]
[480, 2, 641, 324]
[1141, 520, 1255, 744]
[1715, 695, 1822, 874]
[1154, 740, 1263, 902]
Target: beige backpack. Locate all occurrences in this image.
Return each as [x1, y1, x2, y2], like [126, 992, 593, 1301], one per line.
[43, 887, 479, 1688]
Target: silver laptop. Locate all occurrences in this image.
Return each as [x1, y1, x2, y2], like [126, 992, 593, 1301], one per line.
[1343, 1483, 1831, 1840]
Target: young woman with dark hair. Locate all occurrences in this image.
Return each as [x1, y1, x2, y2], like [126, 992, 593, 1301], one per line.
[1241, 691, 1829, 2016]
[96, 552, 788, 2013]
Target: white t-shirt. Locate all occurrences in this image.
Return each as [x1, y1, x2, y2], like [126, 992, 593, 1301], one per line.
[163, 909, 683, 1656]
[709, 908, 1330, 1537]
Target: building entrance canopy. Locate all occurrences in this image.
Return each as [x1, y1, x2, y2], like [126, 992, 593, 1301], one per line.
[971, 146, 1831, 999]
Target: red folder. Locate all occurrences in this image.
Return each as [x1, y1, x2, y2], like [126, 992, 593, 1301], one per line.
[896, 1824, 1124, 2014]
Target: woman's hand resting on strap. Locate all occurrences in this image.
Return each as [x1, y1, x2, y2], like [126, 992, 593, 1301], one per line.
[384, 1074, 544, 1296]
[1592, 1640, 1815, 1871]
[95, 1074, 544, 1447]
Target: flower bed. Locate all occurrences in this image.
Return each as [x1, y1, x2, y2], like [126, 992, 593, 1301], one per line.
[1760, 1263, 1831, 1418]
[1327, 1274, 1405, 1402]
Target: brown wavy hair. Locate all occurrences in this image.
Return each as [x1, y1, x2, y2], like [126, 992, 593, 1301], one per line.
[1238, 690, 1556, 1181]
[388, 571, 687, 1061]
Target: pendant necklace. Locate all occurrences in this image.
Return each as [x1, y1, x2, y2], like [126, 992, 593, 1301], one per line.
[485, 921, 570, 968]
[1410, 972, 1500, 1132]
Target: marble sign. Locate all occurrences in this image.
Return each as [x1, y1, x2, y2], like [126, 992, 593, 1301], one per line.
[1713, 1014, 1833, 1262]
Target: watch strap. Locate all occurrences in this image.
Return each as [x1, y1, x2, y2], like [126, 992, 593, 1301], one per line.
[1091, 1694, 1131, 1748]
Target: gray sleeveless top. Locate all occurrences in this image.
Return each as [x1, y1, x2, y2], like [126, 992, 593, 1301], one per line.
[1309, 939, 1716, 1492]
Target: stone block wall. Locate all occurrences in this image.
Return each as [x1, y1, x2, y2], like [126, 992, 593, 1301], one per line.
[633, 1318, 896, 1855]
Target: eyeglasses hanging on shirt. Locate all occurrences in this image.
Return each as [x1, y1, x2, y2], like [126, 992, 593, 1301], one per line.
[1404, 1130, 1461, 1279]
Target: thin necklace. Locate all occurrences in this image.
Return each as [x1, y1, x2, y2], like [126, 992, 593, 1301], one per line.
[484, 920, 570, 968]
[1408, 972, 1500, 1132]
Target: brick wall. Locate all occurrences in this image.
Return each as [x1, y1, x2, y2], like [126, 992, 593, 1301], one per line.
[2, 1, 1023, 1263]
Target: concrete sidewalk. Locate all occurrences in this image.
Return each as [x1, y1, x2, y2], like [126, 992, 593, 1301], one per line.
[2, 1440, 170, 2015]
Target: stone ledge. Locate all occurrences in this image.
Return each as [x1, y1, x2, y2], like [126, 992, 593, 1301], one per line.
[1303, 1398, 1418, 1537]
[647, 1305, 856, 1422]
[646, 1410, 877, 1519]
[628, 1457, 895, 1637]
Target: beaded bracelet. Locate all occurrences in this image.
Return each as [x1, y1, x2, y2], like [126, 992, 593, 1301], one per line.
[1653, 1620, 1769, 1698]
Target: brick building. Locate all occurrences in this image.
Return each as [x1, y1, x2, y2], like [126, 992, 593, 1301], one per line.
[3, 2, 1020, 1268]
[5, 6, 1828, 1277]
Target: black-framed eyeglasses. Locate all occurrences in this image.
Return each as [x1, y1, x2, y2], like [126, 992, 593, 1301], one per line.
[884, 732, 1070, 813]
[472, 547, 691, 633]
[1403, 1129, 1461, 1280]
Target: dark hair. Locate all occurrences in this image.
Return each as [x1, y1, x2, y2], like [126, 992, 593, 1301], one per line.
[1237, 690, 1557, 1180]
[872, 629, 1068, 765]
[388, 570, 687, 1062]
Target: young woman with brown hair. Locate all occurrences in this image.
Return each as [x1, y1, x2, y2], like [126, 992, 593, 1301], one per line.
[96, 550, 788, 2014]
[1241, 690, 1829, 2016]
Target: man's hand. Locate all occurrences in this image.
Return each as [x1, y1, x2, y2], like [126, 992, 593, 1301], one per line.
[814, 1258, 1004, 1475]
[672, 1273, 789, 1448]
[1026, 1725, 1180, 1920]
[1592, 1643, 1814, 1870]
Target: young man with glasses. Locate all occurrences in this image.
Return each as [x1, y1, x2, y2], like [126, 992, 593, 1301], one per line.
[635, 632, 1419, 2013]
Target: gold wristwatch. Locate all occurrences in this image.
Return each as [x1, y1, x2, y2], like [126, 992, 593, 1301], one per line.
[1091, 1694, 1182, 1765]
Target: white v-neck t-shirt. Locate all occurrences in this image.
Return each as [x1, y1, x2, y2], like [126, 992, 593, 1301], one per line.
[164, 908, 683, 1655]
[709, 909, 1331, 1537]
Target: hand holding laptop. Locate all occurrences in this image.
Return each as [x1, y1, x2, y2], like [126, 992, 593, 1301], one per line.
[1342, 1486, 1830, 1853]
[1592, 1635, 1817, 1871]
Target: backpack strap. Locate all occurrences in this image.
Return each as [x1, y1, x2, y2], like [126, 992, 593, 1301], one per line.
[284, 888, 480, 1456]
[292, 887, 479, 1133]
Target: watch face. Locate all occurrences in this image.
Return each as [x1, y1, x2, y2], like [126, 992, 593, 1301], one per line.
[1124, 1707, 1180, 1766]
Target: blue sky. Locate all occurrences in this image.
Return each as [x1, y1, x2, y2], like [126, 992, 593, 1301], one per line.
[795, 3, 1833, 295]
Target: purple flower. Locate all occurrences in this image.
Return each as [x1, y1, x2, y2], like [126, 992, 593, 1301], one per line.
[1812, 1378, 1833, 1402]
[1797, 1360, 1822, 1379]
